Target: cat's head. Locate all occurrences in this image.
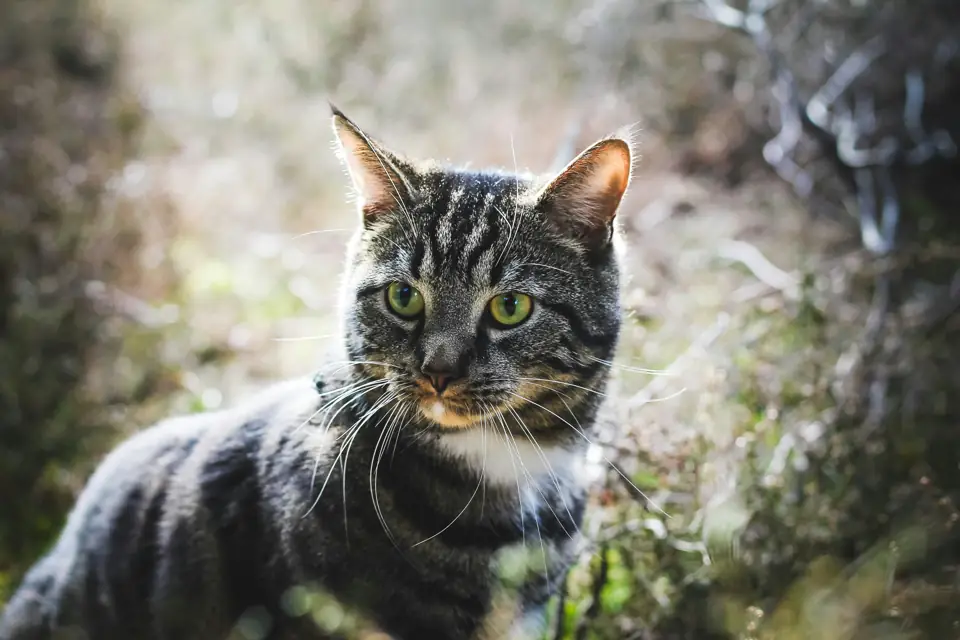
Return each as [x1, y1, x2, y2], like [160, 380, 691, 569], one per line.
[332, 107, 631, 432]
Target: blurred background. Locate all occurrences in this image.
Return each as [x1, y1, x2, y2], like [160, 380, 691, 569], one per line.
[1, 0, 959, 637]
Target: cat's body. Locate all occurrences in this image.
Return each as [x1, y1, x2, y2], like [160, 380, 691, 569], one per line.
[1, 377, 581, 639]
[0, 108, 632, 640]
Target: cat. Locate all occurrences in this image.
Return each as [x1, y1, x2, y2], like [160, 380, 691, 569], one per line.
[0, 106, 632, 640]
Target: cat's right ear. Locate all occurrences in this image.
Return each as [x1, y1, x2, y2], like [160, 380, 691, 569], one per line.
[330, 105, 416, 226]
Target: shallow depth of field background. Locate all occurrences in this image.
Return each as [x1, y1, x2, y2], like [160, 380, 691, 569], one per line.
[1, 0, 959, 638]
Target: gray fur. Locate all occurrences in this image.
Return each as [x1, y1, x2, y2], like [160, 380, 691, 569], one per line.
[0, 109, 632, 640]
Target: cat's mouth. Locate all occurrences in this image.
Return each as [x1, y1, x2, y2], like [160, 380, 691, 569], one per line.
[408, 385, 500, 429]
[388, 374, 518, 430]
[418, 398, 482, 428]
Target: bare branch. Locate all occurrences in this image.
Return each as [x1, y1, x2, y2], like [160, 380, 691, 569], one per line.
[717, 239, 801, 298]
[805, 36, 885, 133]
[764, 72, 812, 197]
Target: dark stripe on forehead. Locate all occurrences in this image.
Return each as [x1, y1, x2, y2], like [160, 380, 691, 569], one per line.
[451, 187, 478, 240]
[541, 301, 615, 349]
[425, 179, 453, 271]
[410, 237, 426, 280]
[463, 199, 500, 278]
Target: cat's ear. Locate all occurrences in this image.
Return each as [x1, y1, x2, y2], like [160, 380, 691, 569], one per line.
[534, 134, 632, 249]
[330, 105, 416, 226]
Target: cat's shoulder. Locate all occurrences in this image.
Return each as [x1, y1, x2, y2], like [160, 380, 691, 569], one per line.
[83, 378, 319, 486]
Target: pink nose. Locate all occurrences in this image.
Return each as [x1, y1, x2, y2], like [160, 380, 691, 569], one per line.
[426, 373, 452, 394]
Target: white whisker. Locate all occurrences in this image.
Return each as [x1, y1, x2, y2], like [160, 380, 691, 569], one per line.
[506, 407, 578, 540]
[493, 415, 527, 548]
[303, 387, 396, 520]
[515, 262, 575, 276]
[339, 390, 399, 535]
[295, 379, 389, 436]
[389, 402, 410, 464]
[586, 355, 674, 376]
[290, 228, 351, 240]
[272, 334, 336, 342]
[371, 398, 405, 548]
[318, 359, 403, 372]
[479, 408, 489, 520]
[507, 391, 671, 518]
[497, 412, 550, 582]
[514, 377, 605, 397]
[411, 443, 486, 548]
[494, 133, 524, 265]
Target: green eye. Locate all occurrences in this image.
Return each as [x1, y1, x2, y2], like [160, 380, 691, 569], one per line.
[488, 292, 533, 327]
[386, 282, 424, 318]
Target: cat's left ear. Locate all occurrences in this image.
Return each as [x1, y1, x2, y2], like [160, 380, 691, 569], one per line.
[534, 133, 633, 249]
[330, 105, 416, 226]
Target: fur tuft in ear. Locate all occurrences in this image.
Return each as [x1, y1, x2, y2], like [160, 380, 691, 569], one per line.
[534, 134, 633, 248]
[330, 106, 416, 226]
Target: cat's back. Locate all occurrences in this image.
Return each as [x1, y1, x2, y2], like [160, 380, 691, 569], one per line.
[56, 375, 321, 561]
[0, 378, 323, 640]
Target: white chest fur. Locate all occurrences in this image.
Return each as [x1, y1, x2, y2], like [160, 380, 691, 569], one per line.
[439, 430, 575, 483]
[437, 429, 587, 516]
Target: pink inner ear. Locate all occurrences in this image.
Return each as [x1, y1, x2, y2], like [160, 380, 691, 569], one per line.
[333, 116, 412, 222]
[540, 138, 632, 237]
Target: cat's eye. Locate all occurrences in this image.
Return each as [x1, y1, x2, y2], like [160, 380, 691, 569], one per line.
[386, 282, 425, 318]
[488, 292, 533, 327]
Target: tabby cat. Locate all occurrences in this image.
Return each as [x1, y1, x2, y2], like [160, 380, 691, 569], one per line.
[0, 107, 632, 640]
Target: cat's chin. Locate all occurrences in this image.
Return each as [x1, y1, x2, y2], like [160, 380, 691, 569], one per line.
[417, 398, 486, 429]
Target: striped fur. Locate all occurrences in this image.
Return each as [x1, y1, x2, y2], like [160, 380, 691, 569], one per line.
[0, 108, 631, 640]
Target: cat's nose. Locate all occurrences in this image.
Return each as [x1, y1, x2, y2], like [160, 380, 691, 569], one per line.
[420, 344, 469, 394]
[423, 369, 455, 394]
[421, 360, 463, 394]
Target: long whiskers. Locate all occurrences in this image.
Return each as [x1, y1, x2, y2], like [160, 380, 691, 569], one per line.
[506, 391, 671, 518]
[492, 413, 527, 549]
[512, 377, 606, 397]
[370, 398, 407, 548]
[295, 378, 389, 436]
[411, 405, 489, 549]
[585, 354, 674, 376]
[631, 386, 688, 406]
[515, 262, 575, 276]
[411, 459, 486, 548]
[505, 406, 578, 540]
[494, 133, 524, 266]
[272, 334, 336, 343]
[290, 228, 351, 240]
[493, 204, 518, 267]
[338, 389, 401, 536]
[302, 386, 397, 520]
[478, 407, 489, 520]
[494, 411, 551, 583]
